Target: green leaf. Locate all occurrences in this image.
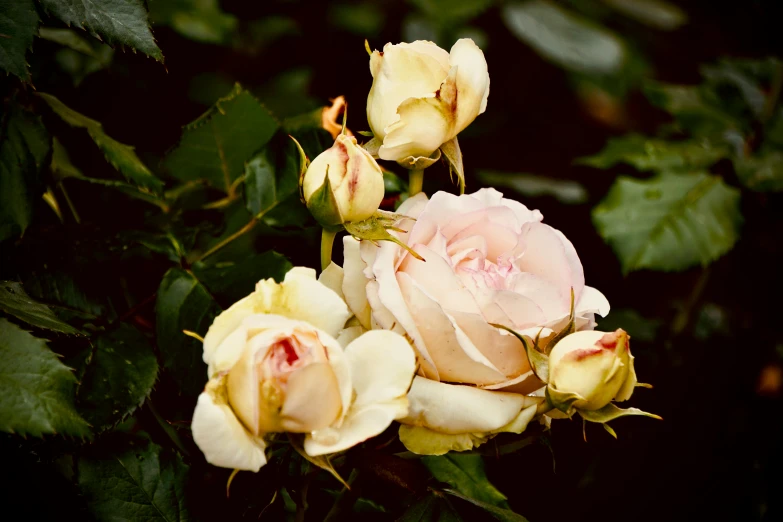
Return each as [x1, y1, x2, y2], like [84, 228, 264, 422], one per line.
[76, 323, 158, 430]
[0, 318, 90, 437]
[0, 105, 50, 242]
[38, 27, 96, 55]
[192, 250, 292, 304]
[148, 0, 237, 45]
[0, 0, 38, 80]
[78, 441, 190, 521]
[577, 135, 729, 172]
[592, 172, 743, 273]
[734, 149, 783, 192]
[328, 3, 384, 35]
[477, 171, 587, 205]
[602, 0, 687, 31]
[422, 454, 509, 508]
[24, 271, 116, 321]
[155, 268, 221, 396]
[643, 82, 739, 137]
[409, 0, 496, 24]
[502, 0, 625, 75]
[398, 493, 463, 522]
[38, 0, 162, 61]
[0, 280, 81, 335]
[443, 489, 530, 522]
[243, 137, 301, 220]
[38, 93, 163, 194]
[51, 138, 168, 210]
[163, 83, 279, 193]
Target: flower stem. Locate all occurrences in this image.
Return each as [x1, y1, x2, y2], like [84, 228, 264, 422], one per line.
[195, 218, 258, 263]
[408, 168, 424, 196]
[321, 227, 338, 270]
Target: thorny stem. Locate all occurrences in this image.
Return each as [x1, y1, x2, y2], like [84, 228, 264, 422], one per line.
[321, 227, 338, 271]
[148, 400, 190, 457]
[671, 267, 711, 336]
[408, 168, 424, 196]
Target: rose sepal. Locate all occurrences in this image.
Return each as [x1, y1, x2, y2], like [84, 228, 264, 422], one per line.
[343, 210, 424, 261]
[491, 323, 550, 383]
[577, 403, 662, 424]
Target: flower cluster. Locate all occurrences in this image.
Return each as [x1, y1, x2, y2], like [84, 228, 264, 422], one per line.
[192, 38, 657, 471]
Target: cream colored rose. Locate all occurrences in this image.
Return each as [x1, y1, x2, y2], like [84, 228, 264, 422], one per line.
[548, 329, 636, 411]
[332, 189, 610, 454]
[302, 134, 385, 226]
[191, 267, 416, 471]
[366, 39, 490, 163]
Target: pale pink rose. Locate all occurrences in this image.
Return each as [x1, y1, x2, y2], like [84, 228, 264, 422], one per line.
[336, 188, 610, 453]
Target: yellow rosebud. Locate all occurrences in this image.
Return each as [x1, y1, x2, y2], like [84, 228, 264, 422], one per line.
[547, 329, 637, 411]
[302, 134, 385, 226]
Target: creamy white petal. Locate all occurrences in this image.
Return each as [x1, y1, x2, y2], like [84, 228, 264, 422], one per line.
[202, 294, 256, 367]
[398, 425, 488, 455]
[400, 376, 543, 434]
[336, 325, 366, 348]
[576, 285, 610, 317]
[318, 262, 345, 300]
[448, 38, 490, 132]
[274, 268, 351, 338]
[378, 95, 452, 161]
[192, 384, 267, 472]
[342, 236, 372, 329]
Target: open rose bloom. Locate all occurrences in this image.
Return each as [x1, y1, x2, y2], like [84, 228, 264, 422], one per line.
[192, 268, 415, 471]
[328, 188, 610, 454]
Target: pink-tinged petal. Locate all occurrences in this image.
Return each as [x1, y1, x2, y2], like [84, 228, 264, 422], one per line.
[279, 363, 343, 433]
[448, 309, 531, 378]
[371, 241, 436, 376]
[398, 244, 458, 301]
[447, 234, 488, 261]
[450, 219, 519, 262]
[396, 192, 429, 220]
[508, 272, 570, 321]
[448, 39, 490, 130]
[517, 222, 584, 307]
[494, 290, 547, 329]
[576, 285, 610, 317]
[342, 237, 372, 329]
[479, 369, 544, 395]
[397, 273, 505, 385]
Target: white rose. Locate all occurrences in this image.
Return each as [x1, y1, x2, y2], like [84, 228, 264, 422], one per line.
[366, 39, 490, 163]
[191, 267, 416, 471]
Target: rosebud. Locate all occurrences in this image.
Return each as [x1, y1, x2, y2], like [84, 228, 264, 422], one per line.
[547, 329, 637, 412]
[302, 134, 384, 226]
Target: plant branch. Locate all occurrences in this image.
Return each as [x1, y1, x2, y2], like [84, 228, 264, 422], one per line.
[408, 168, 424, 196]
[195, 218, 258, 263]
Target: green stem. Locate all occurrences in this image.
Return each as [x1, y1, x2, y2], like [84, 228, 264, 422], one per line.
[148, 400, 190, 457]
[323, 469, 360, 522]
[194, 218, 258, 263]
[321, 227, 338, 270]
[408, 168, 424, 196]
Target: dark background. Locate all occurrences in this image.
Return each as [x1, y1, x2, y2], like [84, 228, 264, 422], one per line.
[5, 0, 783, 520]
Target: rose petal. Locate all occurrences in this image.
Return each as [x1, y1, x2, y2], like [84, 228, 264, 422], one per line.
[342, 237, 372, 328]
[304, 330, 416, 456]
[449, 38, 490, 132]
[517, 222, 584, 310]
[275, 268, 351, 338]
[318, 262, 345, 300]
[400, 376, 542, 434]
[398, 273, 506, 384]
[280, 362, 343, 432]
[367, 42, 450, 140]
[378, 95, 453, 161]
[576, 285, 611, 317]
[192, 382, 267, 472]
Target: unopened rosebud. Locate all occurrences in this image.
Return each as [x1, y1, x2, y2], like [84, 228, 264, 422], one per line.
[302, 134, 384, 227]
[547, 329, 637, 411]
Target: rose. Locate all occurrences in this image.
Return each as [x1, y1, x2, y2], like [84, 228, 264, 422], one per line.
[366, 39, 490, 163]
[334, 188, 610, 454]
[547, 329, 636, 412]
[302, 134, 385, 226]
[191, 267, 416, 471]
